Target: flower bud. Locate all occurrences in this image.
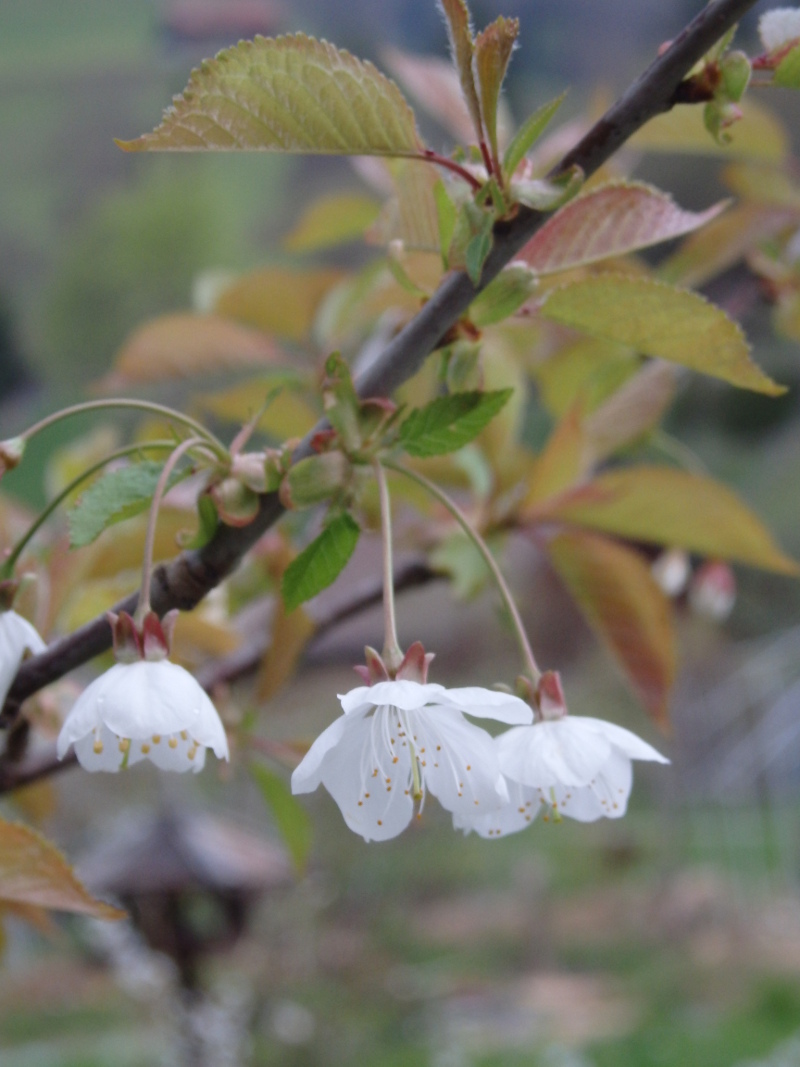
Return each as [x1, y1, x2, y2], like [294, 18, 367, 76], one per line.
[279, 452, 349, 510]
[0, 437, 25, 478]
[209, 477, 260, 527]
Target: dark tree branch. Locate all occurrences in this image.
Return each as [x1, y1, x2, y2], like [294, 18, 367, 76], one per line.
[4, 0, 759, 715]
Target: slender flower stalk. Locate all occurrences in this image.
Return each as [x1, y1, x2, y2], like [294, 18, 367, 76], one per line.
[0, 440, 182, 580]
[135, 437, 205, 624]
[373, 460, 403, 673]
[384, 459, 541, 686]
[13, 399, 229, 459]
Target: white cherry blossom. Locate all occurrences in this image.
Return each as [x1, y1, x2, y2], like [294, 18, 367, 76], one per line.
[57, 610, 228, 773]
[759, 8, 800, 52]
[457, 716, 668, 835]
[0, 609, 46, 707]
[292, 679, 532, 842]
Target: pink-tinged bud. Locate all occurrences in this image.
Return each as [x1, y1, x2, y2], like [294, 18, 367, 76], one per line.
[689, 561, 736, 621]
[0, 437, 24, 478]
[209, 477, 260, 527]
[142, 609, 177, 661]
[108, 611, 143, 662]
[230, 451, 270, 494]
[354, 646, 391, 685]
[396, 641, 435, 683]
[537, 670, 568, 721]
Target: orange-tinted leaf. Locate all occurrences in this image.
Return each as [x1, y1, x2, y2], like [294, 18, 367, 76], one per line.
[631, 99, 788, 161]
[520, 182, 727, 275]
[118, 35, 422, 157]
[539, 275, 784, 396]
[101, 313, 283, 388]
[546, 530, 676, 728]
[215, 266, 345, 342]
[532, 336, 639, 417]
[522, 404, 587, 508]
[257, 602, 316, 702]
[0, 818, 124, 919]
[534, 466, 799, 574]
[283, 193, 381, 253]
[584, 361, 677, 463]
[368, 158, 442, 251]
[721, 162, 800, 208]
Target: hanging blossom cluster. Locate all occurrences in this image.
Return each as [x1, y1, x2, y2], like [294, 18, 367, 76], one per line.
[292, 645, 668, 842]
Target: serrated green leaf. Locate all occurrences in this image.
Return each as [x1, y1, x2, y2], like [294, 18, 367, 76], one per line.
[465, 221, 494, 285]
[250, 764, 312, 877]
[284, 193, 381, 252]
[532, 466, 799, 575]
[118, 34, 422, 157]
[68, 462, 187, 549]
[282, 513, 360, 611]
[539, 275, 785, 395]
[775, 42, 800, 88]
[398, 389, 512, 457]
[502, 92, 567, 179]
[473, 16, 519, 163]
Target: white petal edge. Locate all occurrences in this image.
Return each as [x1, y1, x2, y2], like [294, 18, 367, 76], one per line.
[338, 680, 448, 714]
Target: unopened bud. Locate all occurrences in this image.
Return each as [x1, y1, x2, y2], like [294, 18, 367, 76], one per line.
[209, 477, 260, 527]
[689, 561, 736, 621]
[0, 437, 25, 478]
[279, 452, 349, 510]
[537, 670, 568, 721]
[651, 548, 691, 598]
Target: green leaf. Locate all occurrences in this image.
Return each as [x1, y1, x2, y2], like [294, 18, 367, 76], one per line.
[117, 34, 422, 157]
[502, 91, 567, 179]
[0, 818, 124, 918]
[533, 466, 799, 575]
[438, 0, 483, 141]
[434, 180, 458, 267]
[430, 530, 501, 598]
[250, 764, 312, 877]
[539, 275, 785, 396]
[398, 389, 512, 457]
[520, 182, 728, 276]
[511, 166, 584, 212]
[282, 512, 360, 611]
[473, 16, 519, 163]
[469, 263, 537, 326]
[178, 493, 219, 550]
[775, 43, 800, 88]
[68, 461, 187, 549]
[283, 193, 381, 252]
[546, 531, 676, 728]
[465, 217, 494, 285]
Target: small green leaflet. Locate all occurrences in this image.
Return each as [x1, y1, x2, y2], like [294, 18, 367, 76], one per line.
[68, 461, 187, 548]
[398, 389, 513, 457]
[282, 512, 361, 612]
[775, 43, 800, 88]
[502, 91, 567, 179]
[250, 764, 312, 877]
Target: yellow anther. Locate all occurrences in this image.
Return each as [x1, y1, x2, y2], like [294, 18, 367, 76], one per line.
[93, 740, 104, 755]
[188, 746, 198, 761]
[118, 738, 130, 753]
[168, 737, 178, 749]
[152, 735, 161, 744]
[180, 730, 189, 741]
[141, 743, 151, 754]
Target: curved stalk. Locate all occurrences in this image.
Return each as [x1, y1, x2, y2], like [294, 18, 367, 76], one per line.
[1, 440, 182, 579]
[17, 400, 228, 459]
[385, 459, 541, 685]
[373, 459, 403, 673]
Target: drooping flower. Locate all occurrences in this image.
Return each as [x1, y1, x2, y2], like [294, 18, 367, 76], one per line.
[57, 610, 228, 773]
[455, 671, 669, 836]
[291, 642, 533, 841]
[0, 607, 46, 707]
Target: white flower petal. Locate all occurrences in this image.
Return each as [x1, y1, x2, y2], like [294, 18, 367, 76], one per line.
[412, 707, 507, 816]
[435, 687, 533, 724]
[497, 722, 611, 788]
[73, 723, 126, 772]
[760, 8, 800, 51]
[338, 680, 447, 715]
[570, 717, 669, 764]
[318, 710, 414, 841]
[58, 659, 228, 771]
[454, 779, 540, 838]
[548, 750, 633, 822]
[0, 610, 46, 706]
[291, 714, 353, 794]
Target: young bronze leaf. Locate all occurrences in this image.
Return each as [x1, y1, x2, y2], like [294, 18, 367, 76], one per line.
[282, 513, 360, 612]
[438, 0, 484, 142]
[522, 404, 587, 509]
[539, 275, 785, 396]
[384, 47, 477, 144]
[118, 35, 422, 157]
[546, 530, 676, 729]
[519, 182, 728, 276]
[284, 194, 381, 253]
[584, 362, 678, 463]
[257, 601, 317, 702]
[534, 466, 799, 575]
[99, 313, 283, 389]
[0, 818, 124, 919]
[214, 266, 345, 342]
[473, 16, 519, 163]
[368, 159, 442, 252]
